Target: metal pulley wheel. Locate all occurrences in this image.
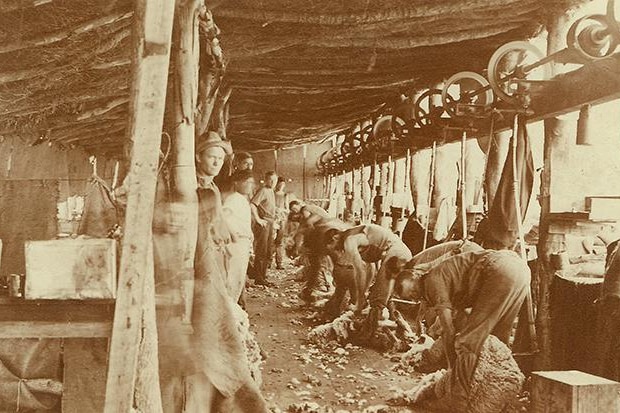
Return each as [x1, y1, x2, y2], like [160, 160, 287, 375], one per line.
[316, 146, 338, 172]
[372, 115, 395, 139]
[359, 123, 374, 148]
[372, 114, 404, 147]
[487, 41, 547, 107]
[567, 14, 619, 60]
[441, 71, 495, 118]
[390, 115, 407, 140]
[413, 88, 446, 127]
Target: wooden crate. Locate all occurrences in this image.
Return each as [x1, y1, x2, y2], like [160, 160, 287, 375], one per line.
[531, 370, 620, 413]
[25, 238, 116, 299]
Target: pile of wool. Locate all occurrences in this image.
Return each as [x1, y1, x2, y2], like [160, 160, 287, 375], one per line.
[397, 334, 436, 374]
[284, 403, 392, 413]
[390, 335, 525, 413]
[286, 402, 331, 413]
[307, 310, 355, 344]
[388, 369, 447, 406]
[232, 304, 263, 385]
[308, 308, 418, 352]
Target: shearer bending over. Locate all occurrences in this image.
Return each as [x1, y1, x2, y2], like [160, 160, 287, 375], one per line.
[325, 223, 412, 314]
[289, 200, 347, 302]
[393, 249, 530, 407]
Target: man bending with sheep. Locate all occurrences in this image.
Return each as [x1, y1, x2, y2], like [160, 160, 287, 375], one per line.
[324, 223, 412, 333]
[393, 248, 530, 411]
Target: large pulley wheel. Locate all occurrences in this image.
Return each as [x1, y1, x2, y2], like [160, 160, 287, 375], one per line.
[567, 14, 620, 60]
[413, 88, 446, 127]
[441, 71, 494, 118]
[487, 41, 547, 106]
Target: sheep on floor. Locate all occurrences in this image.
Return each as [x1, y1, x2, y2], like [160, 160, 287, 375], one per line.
[390, 335, 525, 413]
[307, 310, 356, 344]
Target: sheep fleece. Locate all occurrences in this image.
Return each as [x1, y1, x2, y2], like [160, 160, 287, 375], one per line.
[422, 335, 524, 412]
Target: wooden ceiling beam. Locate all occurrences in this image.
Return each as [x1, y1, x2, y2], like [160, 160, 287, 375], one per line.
[527, 55, 620, 122]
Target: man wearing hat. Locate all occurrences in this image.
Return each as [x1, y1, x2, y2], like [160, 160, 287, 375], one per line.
[189, 131, 268, 411]
[195, 131, 234, 270]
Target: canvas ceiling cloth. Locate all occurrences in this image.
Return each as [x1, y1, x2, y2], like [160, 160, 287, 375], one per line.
[0, 0, 584, 153]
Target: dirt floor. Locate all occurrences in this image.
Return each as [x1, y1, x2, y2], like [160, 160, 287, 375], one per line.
[246, 260, 431, 413]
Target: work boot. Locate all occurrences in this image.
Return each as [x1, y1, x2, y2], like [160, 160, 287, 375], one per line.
[255, 279, 275, 287]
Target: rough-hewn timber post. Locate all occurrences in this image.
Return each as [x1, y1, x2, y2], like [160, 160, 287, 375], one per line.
[104, 0, 175, 411]
[169, 0, 201, 331]
[536, 10, 573, 370]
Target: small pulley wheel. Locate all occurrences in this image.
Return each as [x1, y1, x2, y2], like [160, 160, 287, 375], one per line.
[567, 14, 619, 60]
[487, 41, 547, 106]
[390, 115, 406, 140]
[413, 89, 446, 127]
[442, 71, 494, 118]
[359, 124, 373, 148]
[372, 114, 404, 145]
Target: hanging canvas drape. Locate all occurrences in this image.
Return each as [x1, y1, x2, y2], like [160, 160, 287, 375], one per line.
[478, 116, 534, 249]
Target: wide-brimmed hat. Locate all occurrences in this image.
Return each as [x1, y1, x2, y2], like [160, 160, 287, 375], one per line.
[196, 131, 232, 155]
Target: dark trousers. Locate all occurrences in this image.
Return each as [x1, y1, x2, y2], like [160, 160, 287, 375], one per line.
[253, 221, 274, 282]
[274, 227, 285, 267]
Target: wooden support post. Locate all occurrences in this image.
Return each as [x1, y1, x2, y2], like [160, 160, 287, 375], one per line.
[104, 0, 175, 411]
[172, 0, 200, 202]
[536, 10, 573, 370]
[460, 131, 467, 240]
[424, 142, 437, 249]
[133, 241, 163, 412]
[404, 148, 412, 196]
[302, 144, 307, 200]
[169, 0, 201, 330]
